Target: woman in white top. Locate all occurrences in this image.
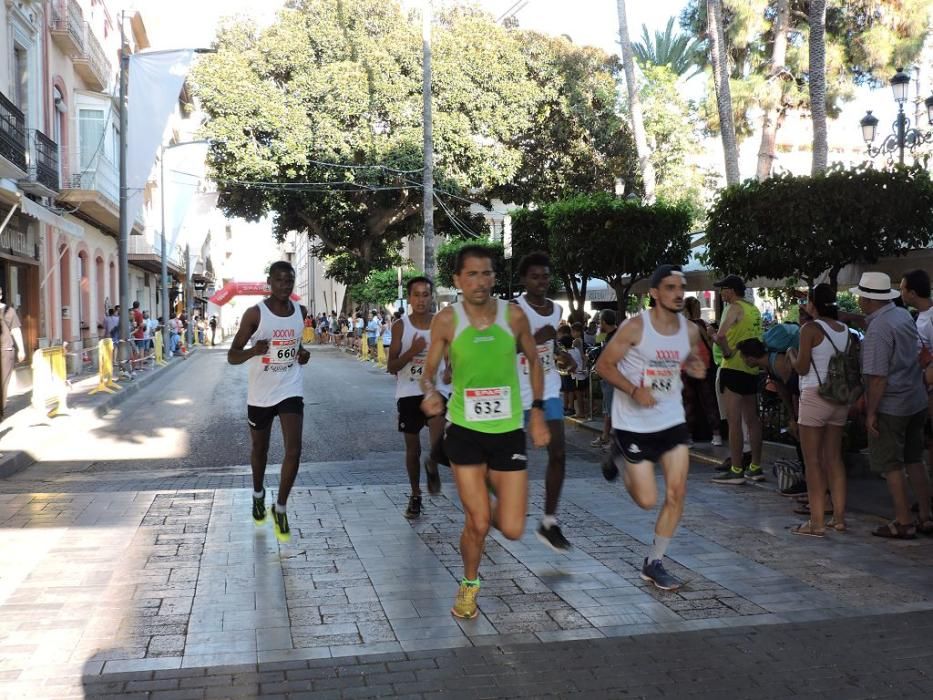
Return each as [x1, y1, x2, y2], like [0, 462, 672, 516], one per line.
[787, 284, 850, 537]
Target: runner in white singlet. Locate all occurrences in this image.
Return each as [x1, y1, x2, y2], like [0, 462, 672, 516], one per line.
[387, 277, 444, 519]
[595, 265, 706, 591]
[228, 261, 310, 543]
[513, 252, 573, 552]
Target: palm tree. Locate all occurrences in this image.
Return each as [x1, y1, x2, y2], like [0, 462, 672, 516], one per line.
[633, 17, 705, 79]
[617, 0, 656, 202]
[707, 0, 740, 186]
[755, 0, 791, 180]
[809, 0, 828, 175]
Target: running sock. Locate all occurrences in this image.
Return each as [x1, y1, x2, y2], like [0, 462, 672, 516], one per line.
[541, 514, 557, 529]
[647, 535, 671, 564]
[274, 503, 286, 514]
[461, 577, 480, 587]
[253, 490, 265, 499]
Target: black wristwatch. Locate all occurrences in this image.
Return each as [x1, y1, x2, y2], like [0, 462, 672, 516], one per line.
[531, 399, 545, 410]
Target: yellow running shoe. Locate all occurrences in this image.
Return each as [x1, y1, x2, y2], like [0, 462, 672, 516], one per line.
[451, 581, 479, 619]
[271, 508, 291, 543]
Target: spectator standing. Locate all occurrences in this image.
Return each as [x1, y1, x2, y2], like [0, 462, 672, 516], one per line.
[209, 315, 218, 345]
[0, 287, 26, 420]
[683, 297, 721, 445]
[591, 310, 618, 449]
[786, 284, 850, 536]
[854, 272, 933, 538]
[366, 311, 380, 356]
[901, 269, 933, 516]
[711, 276, 764, 485]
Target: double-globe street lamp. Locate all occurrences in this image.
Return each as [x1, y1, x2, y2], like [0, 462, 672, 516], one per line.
[860, 68, 933, 165]
[159, 140, 211, 350]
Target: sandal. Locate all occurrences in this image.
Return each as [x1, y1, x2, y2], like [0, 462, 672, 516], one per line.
[791, 520, 825, 538]
[793, 504, 833, 516]
[826, 517, 847, 532]
[915, 517, 933, 536]
[871, 521, 917, 540]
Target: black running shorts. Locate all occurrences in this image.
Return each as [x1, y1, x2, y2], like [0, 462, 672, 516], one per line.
[718, 368, 760, 396]
[397, 394, 445, 434]
[612, 423, 690, 464]
[443, 423, 527, 472]
[247, 396, 304, 431]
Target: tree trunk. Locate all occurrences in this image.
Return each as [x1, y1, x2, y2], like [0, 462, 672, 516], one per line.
[616, 0, 656, 202]
[809, 0, 828, 175]
[828, 267, 840, 294]
[707, 0, 740, 186]
[755, 0, 790, 180]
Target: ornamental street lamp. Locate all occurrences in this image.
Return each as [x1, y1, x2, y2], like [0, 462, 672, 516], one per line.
[860, 68, 933, 165]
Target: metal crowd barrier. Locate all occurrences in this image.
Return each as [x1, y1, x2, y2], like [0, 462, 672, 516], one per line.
[31, 346, 69, 417]
[89, 338, 121, 395]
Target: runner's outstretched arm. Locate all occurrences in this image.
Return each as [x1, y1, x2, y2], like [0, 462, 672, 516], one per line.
[420, 308, 453, 417]
[228, 306, 265, 365]
[595, 315, 655, 408]
[511, 305, 550, 448]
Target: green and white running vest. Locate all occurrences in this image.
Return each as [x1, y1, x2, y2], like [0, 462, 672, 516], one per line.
[446, 299, 522, 433]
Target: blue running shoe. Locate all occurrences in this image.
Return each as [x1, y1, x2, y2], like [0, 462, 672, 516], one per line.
[640, 558, 683, 591]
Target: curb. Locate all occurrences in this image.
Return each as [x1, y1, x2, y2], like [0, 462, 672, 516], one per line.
[0, 351, 196, 480]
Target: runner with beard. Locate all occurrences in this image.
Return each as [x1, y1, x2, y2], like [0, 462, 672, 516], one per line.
[596, 265, 707, 590]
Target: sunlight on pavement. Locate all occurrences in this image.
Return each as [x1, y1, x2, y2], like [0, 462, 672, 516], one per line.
[0, 409, 189, 464]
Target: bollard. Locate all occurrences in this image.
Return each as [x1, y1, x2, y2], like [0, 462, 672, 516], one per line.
[89, 338, 121, 395]
[30, 346, 69, 417]
[361, 333, 370, 361]
[376, 339, 387, 366]
[153, 331, 168, 366]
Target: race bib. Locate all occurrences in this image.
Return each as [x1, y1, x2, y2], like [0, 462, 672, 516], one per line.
[643, 364, 677, 396]
[520, 345, 554, 375]
[465, 386, 512, 422]
[408, 353, 426, 382]
[264, 338, 298, 366]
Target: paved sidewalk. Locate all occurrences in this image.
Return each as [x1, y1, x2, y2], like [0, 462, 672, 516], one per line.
[77, 610, 933, 699]
[0, 351, 194, 478]
[2, 451, 931, 696]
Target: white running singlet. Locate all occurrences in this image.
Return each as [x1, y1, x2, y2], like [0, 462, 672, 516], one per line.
[247, 300, 305, 407]
[515, 295, 562, 406]
[612, 310, 691, 433]
[396, 315, 431, 399]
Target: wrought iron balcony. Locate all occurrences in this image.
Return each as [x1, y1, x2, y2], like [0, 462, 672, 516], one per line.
[73, 23, 111, 91]
[49, 0, 85, 56]
[21, 130, 60, 195]
[0, 91, 27, 175]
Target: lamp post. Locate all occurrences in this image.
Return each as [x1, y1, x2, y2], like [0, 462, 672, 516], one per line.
[160, 139, 210, 350]
[860, 68, 933, 165]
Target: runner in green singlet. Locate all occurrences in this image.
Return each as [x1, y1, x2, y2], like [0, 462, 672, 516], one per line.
[421, 244, 550, 620]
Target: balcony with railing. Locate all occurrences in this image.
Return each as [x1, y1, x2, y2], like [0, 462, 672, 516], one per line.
[20, 130, 60, 196]
[0, 91, 27, 180]
[73, 23, 111, 92]
[49, 0, 85, 56]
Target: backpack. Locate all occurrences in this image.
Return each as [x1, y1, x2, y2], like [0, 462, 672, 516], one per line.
[763, 323, 800, 353]
[812, 325, 862, 405]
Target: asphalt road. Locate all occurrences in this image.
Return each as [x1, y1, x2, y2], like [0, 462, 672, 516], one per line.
[79, 346, 409, 472]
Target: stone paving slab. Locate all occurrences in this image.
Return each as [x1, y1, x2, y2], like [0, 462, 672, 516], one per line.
[2, 450, 932, 694]
[16, 610, 933, 698]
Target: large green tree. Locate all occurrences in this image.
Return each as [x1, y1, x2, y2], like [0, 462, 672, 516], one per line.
[192, 0, 538, 287]
[493, 31, 639, 205]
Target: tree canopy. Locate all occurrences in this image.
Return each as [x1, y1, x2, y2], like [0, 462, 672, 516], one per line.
[705, 165, 933, 290]
[192, 0, 539, 286]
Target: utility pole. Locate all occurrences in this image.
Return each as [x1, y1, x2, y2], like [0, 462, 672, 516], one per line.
[118, 12, 130, 366]
[160, 148, 169, 338]
[422, 0, 435, 282]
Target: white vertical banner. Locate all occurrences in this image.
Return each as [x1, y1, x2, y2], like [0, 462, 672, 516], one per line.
[126, 50, 195, 225]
